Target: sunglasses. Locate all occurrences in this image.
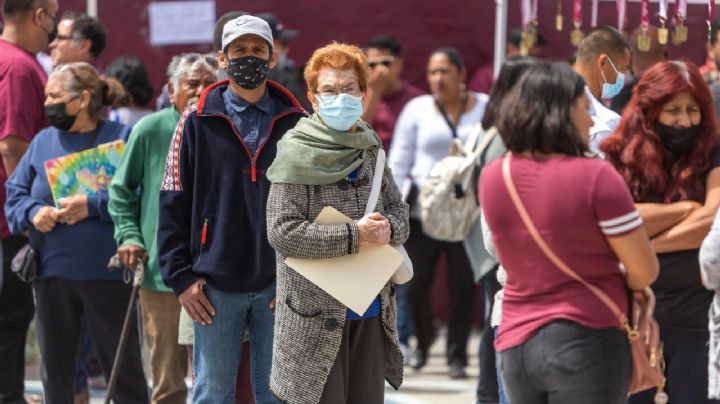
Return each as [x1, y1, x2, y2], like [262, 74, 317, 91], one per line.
[368, 59, 393, 69]
[181, 53, 219, 68]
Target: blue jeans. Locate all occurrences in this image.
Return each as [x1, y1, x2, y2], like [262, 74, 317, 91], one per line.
[395, 283, 413, 346]
[192, 282, 279, 404]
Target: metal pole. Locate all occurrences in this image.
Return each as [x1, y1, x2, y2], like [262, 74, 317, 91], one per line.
[493, 0, 508, 79]
[86, 0, 97, 17]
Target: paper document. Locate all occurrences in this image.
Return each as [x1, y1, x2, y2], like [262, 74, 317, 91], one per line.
[285, 206, 402, 314]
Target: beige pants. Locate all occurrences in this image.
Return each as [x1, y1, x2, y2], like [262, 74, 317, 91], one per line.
[139, 289, 188, 404]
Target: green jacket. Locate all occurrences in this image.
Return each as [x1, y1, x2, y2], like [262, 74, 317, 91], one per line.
[108, 107, 180, 291]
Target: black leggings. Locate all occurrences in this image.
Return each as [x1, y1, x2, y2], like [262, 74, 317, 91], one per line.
[405, 218, 475, 365]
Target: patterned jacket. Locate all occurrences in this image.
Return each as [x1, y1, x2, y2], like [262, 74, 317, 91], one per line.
[266, 148, 410, 404]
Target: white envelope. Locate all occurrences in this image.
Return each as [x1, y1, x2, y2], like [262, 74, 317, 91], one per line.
[285, 206, 402, 314]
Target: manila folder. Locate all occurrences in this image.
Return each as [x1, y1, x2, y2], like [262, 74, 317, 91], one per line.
[285, 206, 402, 314]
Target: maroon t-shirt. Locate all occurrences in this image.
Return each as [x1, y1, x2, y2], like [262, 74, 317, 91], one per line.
[479, 155, 642, 351]
[371, 81, 424, 151]
[0, 39, 48, 239]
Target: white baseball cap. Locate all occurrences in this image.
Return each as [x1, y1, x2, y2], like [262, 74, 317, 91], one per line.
[221, 15, 274, 52]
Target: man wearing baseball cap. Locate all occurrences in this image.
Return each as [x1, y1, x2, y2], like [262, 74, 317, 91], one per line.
[157, 14, 306, 403]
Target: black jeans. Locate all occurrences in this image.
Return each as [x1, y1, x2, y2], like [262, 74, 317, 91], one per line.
[405, 218, 475, 366]
[500, 320, 631, 404]
[34, 277, 148, 404]
[0, 236, 34, 404]
[477, 268, 501, 403]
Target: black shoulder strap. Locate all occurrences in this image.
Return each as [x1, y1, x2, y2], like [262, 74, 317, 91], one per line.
[435, 98, 458, 138]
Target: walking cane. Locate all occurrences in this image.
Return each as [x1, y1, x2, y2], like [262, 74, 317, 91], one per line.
[104, 255, 144, 404]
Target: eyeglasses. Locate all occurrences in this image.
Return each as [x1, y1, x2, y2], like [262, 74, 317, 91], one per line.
[316, 87, 363, 100]
[181, 53, 219, 68]
[368, 58, 394, 69]
[54, 34, 84, 42]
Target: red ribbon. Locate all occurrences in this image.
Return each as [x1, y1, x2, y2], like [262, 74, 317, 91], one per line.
[573, 0, 582, 26]
[640, 0, 649, 28]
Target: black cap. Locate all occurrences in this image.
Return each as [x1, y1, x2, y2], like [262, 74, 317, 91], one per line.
[256, 12, 298, 42]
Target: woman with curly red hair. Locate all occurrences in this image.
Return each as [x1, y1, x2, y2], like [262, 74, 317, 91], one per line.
[602, 60, 720, 404]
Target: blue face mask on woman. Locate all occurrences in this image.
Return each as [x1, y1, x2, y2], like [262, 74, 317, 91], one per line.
[600, 57, 625, 99]
[317, 93, 363, 131]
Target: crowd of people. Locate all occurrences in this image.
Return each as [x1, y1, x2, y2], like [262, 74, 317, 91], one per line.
[4, 0, 720, 404]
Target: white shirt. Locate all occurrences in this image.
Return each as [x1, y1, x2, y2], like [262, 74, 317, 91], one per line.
[586, 86, 621, 154]
[388, 92, 489, 194]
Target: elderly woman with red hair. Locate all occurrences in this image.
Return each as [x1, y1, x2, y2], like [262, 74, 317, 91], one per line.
[602, 60, 720, 404]
[265, 43, 409, 404]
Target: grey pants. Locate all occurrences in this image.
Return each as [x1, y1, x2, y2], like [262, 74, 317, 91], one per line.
[500, 320, 631, 404]
[318, 315, 385, 404]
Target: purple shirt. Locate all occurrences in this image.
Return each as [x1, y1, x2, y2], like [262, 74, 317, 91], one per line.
[371, 81, 424, 151]
[0, 39, 47, 239]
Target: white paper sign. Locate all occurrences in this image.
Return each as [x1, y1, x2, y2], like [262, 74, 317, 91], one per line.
[148, 1, 215, 46]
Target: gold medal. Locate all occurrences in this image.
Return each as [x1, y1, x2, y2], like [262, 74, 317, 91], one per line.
[637, 27, 651, 52]
[673, 20, 688, 44]
[570, 23, 584, 47]
[556, 14, 563, 32]
[658, 22, 668, 45]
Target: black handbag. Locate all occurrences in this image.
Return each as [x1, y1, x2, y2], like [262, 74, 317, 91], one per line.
[11, 234, 43, 283]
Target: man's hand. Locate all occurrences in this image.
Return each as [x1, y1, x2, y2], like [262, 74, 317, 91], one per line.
[56, 195, 89, 225]
[178, 279, 215, 326]
[357, 212, 391, 247]
[32, 206, 59, 233]
[117, 244, 148, 271]
[368, 64, 391, 94]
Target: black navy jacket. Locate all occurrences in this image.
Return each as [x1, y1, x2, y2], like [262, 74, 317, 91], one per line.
[158, 80, 306, 295]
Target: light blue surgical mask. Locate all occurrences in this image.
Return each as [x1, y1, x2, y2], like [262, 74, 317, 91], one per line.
[317, 93, 364, 131]
[600, 57, 625, 99]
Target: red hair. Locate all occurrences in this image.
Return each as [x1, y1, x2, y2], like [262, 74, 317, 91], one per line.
[601, 61, 720, 202]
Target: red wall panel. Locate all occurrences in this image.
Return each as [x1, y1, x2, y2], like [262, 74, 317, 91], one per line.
[49, 0, 711, 99]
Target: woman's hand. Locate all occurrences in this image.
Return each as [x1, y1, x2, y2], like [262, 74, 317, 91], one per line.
[32, 206, 59, 233]
[56, 195, 89, 225]
[357, 212, 391, 247]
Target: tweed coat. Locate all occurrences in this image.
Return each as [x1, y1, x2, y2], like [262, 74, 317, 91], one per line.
[266, 148, 410, 404]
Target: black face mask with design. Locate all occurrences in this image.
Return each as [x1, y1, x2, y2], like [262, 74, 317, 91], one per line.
[656, 123, 704, 156]
[45, 102, 77, 131]
[227, 56, 270, 90]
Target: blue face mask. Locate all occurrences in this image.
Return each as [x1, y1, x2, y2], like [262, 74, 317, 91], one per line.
[317, 93, 363, 131]
[600, 57, 625, 99]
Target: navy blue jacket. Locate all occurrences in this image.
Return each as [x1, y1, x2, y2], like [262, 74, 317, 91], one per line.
[157, 80, 306, 295]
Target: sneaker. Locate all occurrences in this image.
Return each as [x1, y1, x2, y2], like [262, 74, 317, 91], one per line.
[408, 349, 427, 370]
[448, 362, 467, 379]
[400, 343, 411, 366]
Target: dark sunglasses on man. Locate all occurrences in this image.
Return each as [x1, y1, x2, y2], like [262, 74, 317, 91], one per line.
[368, 58, 394, 69]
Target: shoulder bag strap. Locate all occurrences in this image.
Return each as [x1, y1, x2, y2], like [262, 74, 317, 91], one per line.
[501, 153, 629, 329]
[470, 125, 498, 158]
[365, 148, 386, 215]
[436, 97, 465, 139]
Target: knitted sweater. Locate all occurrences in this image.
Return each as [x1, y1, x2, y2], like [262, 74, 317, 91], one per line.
[266, 148, 409, 404]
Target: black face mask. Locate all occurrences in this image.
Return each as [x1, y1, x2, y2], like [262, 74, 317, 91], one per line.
[656, 123, 703, 156]
[227, 56, 270, 90]
[45, 102, 77, 131]
[41, 18, 57, 43]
